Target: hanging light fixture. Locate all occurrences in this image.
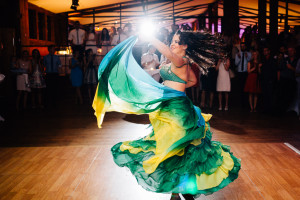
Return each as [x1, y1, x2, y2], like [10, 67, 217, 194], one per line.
[70, 0, 79, 11]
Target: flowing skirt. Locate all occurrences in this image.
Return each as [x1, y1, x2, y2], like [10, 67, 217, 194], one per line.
[111, 96, 240, 195]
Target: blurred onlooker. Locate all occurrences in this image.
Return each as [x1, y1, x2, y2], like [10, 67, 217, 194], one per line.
[277, 47, 298, 113]
[168, 24, 179, 44]
[68, 21, 86, 58]
[69, 49, 83, 105]
[109, 27, 117, 40]
[117, 23, 134, 44]
[141, 45, 160, 82]
[84, 49, 98, 103]
[250, 25, 259, 50]
[118, 27, 128, 43]
[200, 67, 217, 109]
[216, 53, 231, 111]
[259, 47, 277, 113]
[235, 42, 252, 107]
[244, 50, 261, 112]
[181, 23, 192, 31]
[100, 28, 111, 56]
[110, 26, 118, 46]
[16, 50, 32, 111]
[274, 45, 288, 59]
[111, 27, 121, 46]
[123, 23, 134, 38]
[231, 34, 241, 64]
[189, 63, 201, 104]
[85, 25, 97, 55]
[44, 45, 61, 107]
[242, 26, 252, 50]
[158, 27, 170, 64]
[30, 49, 45, 109]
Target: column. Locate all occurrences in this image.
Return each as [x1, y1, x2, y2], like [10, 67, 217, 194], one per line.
[258, 0, 266, 38]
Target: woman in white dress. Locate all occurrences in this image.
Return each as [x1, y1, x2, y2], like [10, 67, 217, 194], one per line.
[100, 28, 111, 56]
[30, 49, 46, 108]
[16, 50, 32, 110]
[216, 55, 231, 111]
[85, 26, 97, 55]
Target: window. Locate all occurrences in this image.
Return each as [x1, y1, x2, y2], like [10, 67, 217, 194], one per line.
[29, 9, 37, 39]
[47, 16, 52, 41]
[38, 13, 45, 40]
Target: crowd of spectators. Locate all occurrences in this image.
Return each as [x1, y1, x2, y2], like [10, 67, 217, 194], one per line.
[9, 20, 300, 120]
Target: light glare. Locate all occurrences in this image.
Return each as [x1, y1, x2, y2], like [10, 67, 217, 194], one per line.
[140, 19, 155, 38]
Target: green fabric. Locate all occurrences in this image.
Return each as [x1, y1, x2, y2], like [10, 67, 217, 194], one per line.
[160, 65, 187, 84]
[111, 97, 241, 195]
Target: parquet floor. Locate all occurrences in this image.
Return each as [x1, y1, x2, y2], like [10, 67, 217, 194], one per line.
[0, 99, 300, 199]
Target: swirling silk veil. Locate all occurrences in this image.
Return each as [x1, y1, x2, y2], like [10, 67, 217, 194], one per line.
[92, 36, 205, 128]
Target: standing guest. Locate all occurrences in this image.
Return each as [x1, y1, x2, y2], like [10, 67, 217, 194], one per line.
[123, 23, 134, 38]
[235, 42, 251, 107]
[68, 21, 86, 58]
[16, 50, 32, 111]
[117, 23, 132, 44]
[44, 45, 61, 107]
[111, 27, 120, 46]
[244, 50, 261, 112]
[189, 63, 201, 104]
[231, 34, 241, 66]
[168, 24, 179, 44]
[216, 54, 231, 111]
[158, 27, 170, 64]
[30, 49, 46, 108]
[85, 25, 97, 55]
[109, 26, 117, 42]
[118, 27, 128, 43]
[100, 28, 111, 57]
[141, 45, 160, 82]
[200, 67, 217, 110]
[84, 49, 98, 103]
[277, 47, 298, 113]
[69, 50, 83, 105]
[274, 45, 288, 59]
[259, 47, 277, 113]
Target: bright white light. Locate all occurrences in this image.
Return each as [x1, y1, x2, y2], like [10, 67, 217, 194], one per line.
[140, 19, 155, 38]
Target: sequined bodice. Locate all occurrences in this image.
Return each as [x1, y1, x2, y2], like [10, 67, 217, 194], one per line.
[159, 65, 187, 84]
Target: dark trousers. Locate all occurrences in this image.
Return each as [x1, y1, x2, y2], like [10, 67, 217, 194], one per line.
[45, 74, 59, 107]
[278, 78, 297, 113]
[236, 72, 248, 107]
[261, 80, 275, 113]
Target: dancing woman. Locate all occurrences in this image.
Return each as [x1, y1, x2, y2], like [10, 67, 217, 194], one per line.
[93, 30, 241, 200]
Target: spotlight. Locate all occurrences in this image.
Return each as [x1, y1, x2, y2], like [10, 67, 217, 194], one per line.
[140, 19, 155, 38]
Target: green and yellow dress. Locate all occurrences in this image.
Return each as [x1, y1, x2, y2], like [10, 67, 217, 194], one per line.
[93, 36, 241, 195]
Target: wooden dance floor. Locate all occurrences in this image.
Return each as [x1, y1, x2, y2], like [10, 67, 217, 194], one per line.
[0, 102, 300, 200]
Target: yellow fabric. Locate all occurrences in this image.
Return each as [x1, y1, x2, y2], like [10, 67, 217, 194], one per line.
[196, 150, 234, 190]
[120, 141, 156, 154]
[141, 111, 187, 174]
[201, 113, 212, 122]
[119, 112, 214, 174]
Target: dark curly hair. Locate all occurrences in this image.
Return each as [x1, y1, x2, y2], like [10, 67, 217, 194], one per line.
[176, 30, 226, 74]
